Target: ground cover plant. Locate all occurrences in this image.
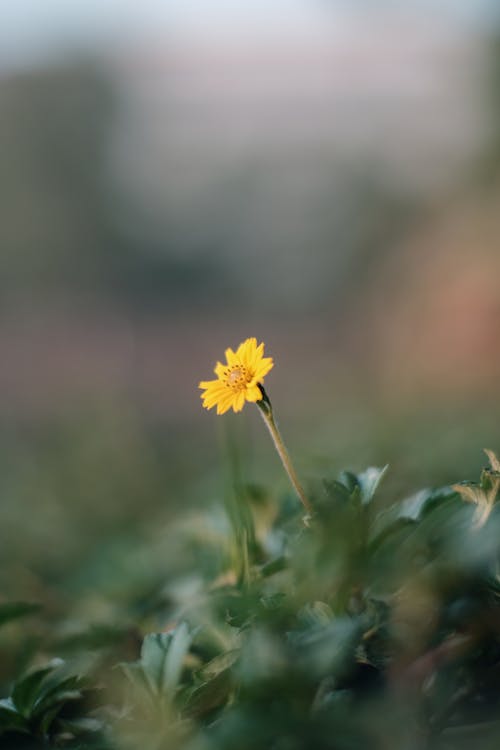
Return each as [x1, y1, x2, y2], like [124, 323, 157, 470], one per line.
[2, 339, 500, 750]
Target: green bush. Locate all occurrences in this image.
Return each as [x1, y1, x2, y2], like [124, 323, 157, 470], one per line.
[2, 450, 500, 749]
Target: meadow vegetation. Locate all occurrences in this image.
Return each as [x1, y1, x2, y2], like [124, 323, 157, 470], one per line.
[2, 387, 500, 749]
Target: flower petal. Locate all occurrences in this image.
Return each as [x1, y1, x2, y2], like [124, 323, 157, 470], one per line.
[225, 348, 237, 366]
[217, 396, 234, 415]
[254, 357, 274, 381]
[245, 385, 262, 403]
[214, 361, 227, 378]
[232, 390, 246, 412]
[199, 378, 219, 390]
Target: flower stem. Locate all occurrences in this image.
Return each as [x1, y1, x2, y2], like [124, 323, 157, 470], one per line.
[256, 387, 313, 520]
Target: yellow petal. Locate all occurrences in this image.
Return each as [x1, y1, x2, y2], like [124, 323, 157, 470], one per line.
[237, 337, 256, 367]
[254, 357, 273, 381]
[225, 348, 237, 366]
[214, 361, 227, 378]
[245, 385, 262, 402]
[239, 337, 256, 355]
[232, 390, 246, 412]
[217, 396, 234, 415]
[199, 378, 221, 390]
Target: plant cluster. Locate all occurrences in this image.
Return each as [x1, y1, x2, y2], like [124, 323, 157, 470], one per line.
[2, 340, 500, 749]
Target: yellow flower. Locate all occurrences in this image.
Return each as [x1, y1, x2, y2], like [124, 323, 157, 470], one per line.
[199, 337, 274, 415]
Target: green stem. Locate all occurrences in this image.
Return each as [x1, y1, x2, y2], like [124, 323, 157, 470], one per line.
[256, 387, 313, 520]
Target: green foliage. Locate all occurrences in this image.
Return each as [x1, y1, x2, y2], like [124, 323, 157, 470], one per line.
[3, 452, 500, 749]
[0, 602, 41, 628]
[0, 659, 107, 748]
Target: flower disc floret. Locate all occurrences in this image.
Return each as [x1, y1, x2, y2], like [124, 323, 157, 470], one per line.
[199, 337, 273, 414]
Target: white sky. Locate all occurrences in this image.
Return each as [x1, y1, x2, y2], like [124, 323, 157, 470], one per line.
[0, 0, 496, 70]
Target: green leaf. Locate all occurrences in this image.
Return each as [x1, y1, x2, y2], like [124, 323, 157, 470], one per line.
[297, 601, 334, 629]
[38, 702, 70, 736]
[291, 616, 363, 680]
[120, 661, 149, 692]
[198, 650, 239, 682]
[58, 717, 104, 734]
[183, 669, 233, 718]
[337, 472, 360, 495]
[357, 465, 389, 505]
[139, 624, 192, 696]
[398, 486, 457, 521]
[0, 698, 28, 733]
[324, 478, 355, 503]
[161, 622, 192, 694]
[32, 682, 82, 720]
[0, 602, 41, 628]
[11, 663, 59, 716]
[260, 555, 288, 578]
[140, 633, 171, 694]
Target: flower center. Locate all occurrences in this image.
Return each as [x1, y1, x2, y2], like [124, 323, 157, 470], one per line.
[225, 365, 250, 391]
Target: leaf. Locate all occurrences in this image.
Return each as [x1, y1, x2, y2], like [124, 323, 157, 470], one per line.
[322, 478, 352, 502]
[331, 466, 388, 508]
[198, 650, 239, 682]
[11, 664, 59, 716]
[0, 698, 27, 733]
[58, 717, 104, 734]
[183, 669, 233, 718]
[161, 622, 192, 694]
[260, 556, 287, 578]
[33, 683, 82, 720]
[140, 633, 171, 694]
[140, 623, 192, 696]
[369, 517, 417, 555]
[120, 661, 151, 693]
[336, 472, 360, 496]
[291, 616, 363, 680]
[38, 701, 72, 736]
[0, 602, 41, 628]
[297, 601, 334, 629]
[357, 465, 389, 506]
[391, 486, 458, 523]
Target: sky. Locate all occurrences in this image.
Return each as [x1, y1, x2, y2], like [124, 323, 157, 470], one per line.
[0, 0, 497, 70]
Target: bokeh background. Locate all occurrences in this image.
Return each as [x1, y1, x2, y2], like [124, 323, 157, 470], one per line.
[1, 0, 500, 640]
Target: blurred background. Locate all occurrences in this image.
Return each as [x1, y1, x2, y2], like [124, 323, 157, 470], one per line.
[1, 0, 500, 630]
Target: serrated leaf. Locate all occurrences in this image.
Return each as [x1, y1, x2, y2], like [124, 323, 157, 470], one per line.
[140, 633, 171, 694]
[139, 624, 192, 697]
[0, 602, 41, 628]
